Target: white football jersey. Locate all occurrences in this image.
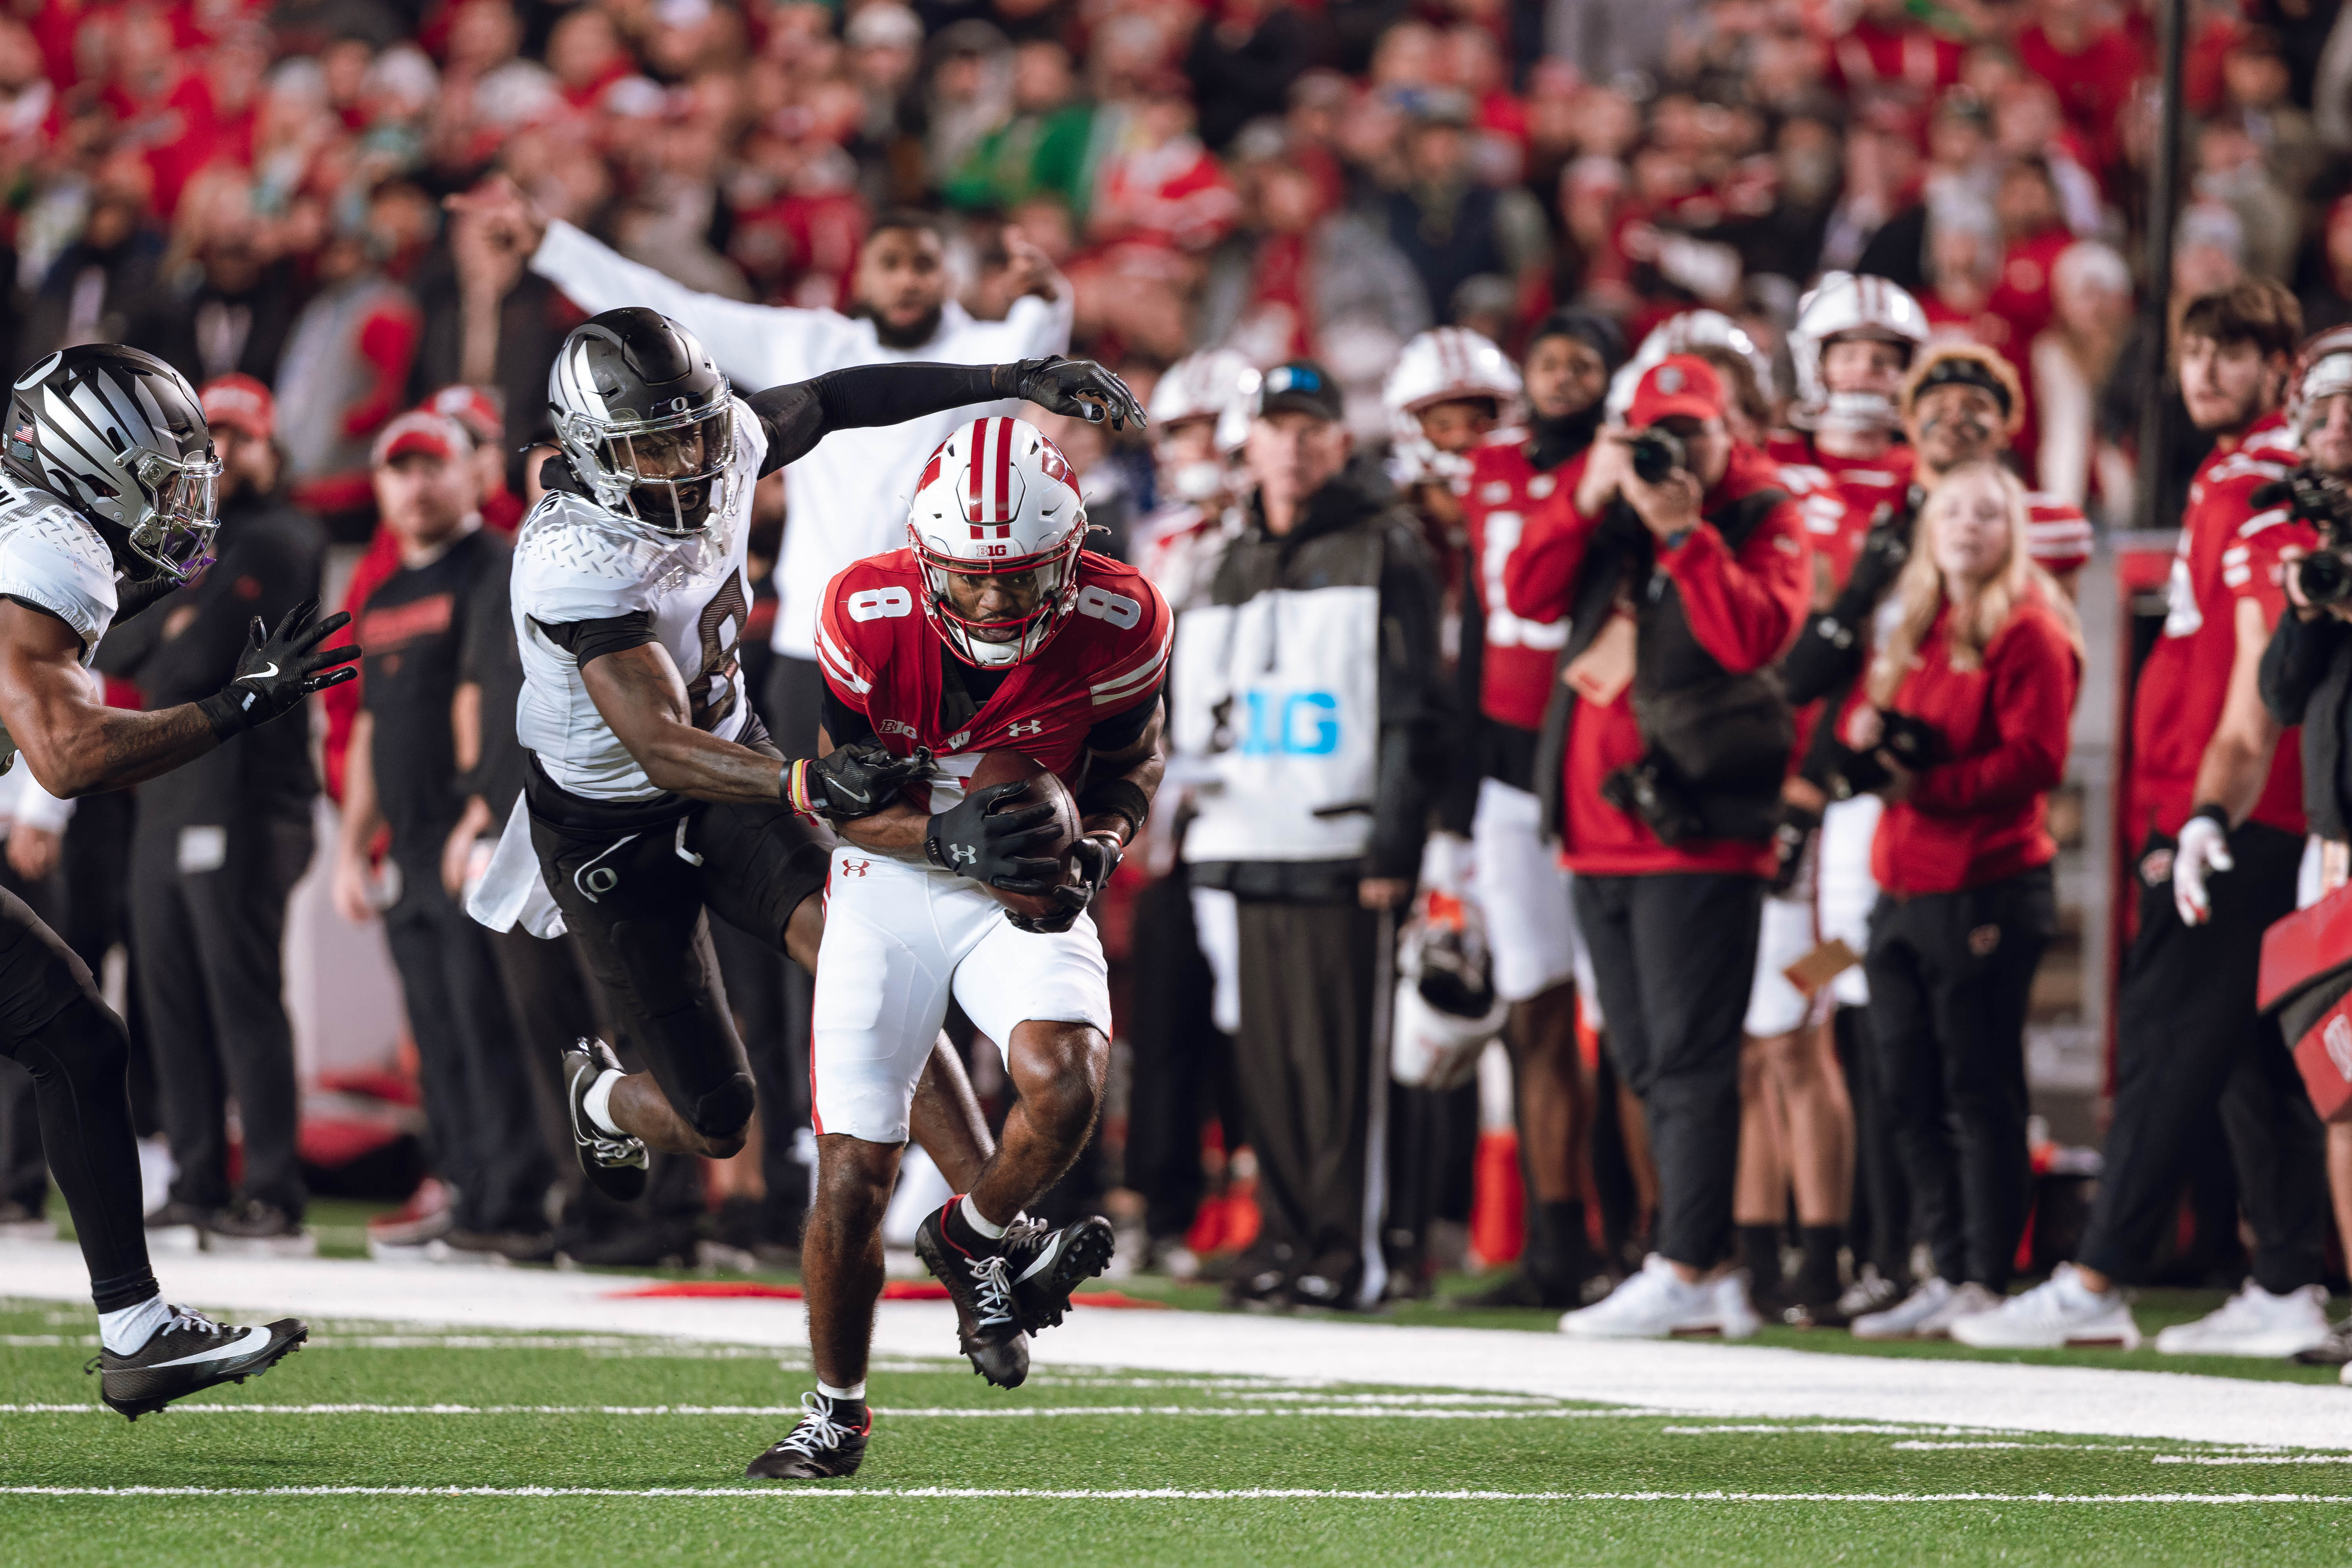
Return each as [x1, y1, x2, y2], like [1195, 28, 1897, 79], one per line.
[0, 478, 119, 662]
[512, 396, 761, 801]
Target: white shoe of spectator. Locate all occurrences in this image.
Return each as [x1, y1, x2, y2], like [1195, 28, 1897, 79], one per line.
[1713, 1271, 1761, 1341]
[1851, 1278, 2006, 1340]
[1948, 1263, 2142, 1350]
[1558, 1254, 1734, 1339]
[2152, 1281, 2331, 1358]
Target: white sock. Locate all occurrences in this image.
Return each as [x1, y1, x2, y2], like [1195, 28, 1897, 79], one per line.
[958, 1195, 1007, 1239]
[98, 1294, 169, 1355]
[583, 1069, 626, 1136]
[817, 1379, 866, 1404]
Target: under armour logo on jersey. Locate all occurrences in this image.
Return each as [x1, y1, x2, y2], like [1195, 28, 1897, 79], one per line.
[1007, 719, 1045, 738]
[839, 859, 871, 878]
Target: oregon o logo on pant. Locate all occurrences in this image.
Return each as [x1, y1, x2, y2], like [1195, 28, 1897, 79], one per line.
[1238, 690, 1340, 756]
[585, 867, 618, 894]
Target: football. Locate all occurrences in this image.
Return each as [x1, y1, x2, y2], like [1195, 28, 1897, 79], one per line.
[963, 750, 1082, 919]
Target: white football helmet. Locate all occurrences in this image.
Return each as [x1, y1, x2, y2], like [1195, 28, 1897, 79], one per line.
[1390, 891, 1508, 1092]
[906, 415, 1089, 668]
[2297, 325, 2352, 425]
[1789, 272, 1929, 433]
[1149, 349, 1258, 503]
[1383, 327, 1522, 484]
[1603, 309, 1775, 424]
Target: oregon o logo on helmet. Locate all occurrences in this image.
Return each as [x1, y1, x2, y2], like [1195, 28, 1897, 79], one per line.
[1238, 690, 1340, 756]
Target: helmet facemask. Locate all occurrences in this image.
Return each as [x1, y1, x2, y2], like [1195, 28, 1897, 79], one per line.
[121, 446, 222, 581]
[912, 536, 1082, 667]
[558, 395, 734, 536]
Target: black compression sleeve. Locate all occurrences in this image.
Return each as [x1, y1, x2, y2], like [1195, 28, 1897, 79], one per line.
[532, 611, 657, 666]
[750, 362, 1006, 476]
[821, 686, 878, 749]
[1084, 682, 1162, 753]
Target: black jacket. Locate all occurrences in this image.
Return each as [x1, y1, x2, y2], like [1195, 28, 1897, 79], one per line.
[2261, 607, 2352, 842]
[1189, 463, 1449, 901]
[97, 489, 326, 827]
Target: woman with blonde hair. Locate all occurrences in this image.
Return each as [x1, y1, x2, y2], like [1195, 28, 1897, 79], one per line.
[1841, 461, 2085, 1342]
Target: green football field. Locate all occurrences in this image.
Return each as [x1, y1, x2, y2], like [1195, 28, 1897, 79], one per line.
[6, 1295, 2352, 1567]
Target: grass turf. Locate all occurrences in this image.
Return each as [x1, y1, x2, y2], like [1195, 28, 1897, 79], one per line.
[3, 1296, 2350, 1566]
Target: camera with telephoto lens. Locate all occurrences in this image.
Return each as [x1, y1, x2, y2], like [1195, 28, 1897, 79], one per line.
[1625, 427, 1687, 485]
[2253, 468, 2352, 606]
[1601, 756, 1706, 844]
[1825, 710, 1944, 800]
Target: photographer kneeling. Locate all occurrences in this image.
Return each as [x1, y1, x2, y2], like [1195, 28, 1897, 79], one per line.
[2258, 325, 2352, 1366]
[1506, 356, 1811, 1338]
[1841, 465, 2083, 1340]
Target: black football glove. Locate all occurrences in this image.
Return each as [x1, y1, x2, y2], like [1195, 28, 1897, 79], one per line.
[195, 599, 360, 739]
[925, 779, 1062, 889]
[784, 742, 930, 819]
[1000, 356, 1146, 431]
[1009, 830, 1121, 934]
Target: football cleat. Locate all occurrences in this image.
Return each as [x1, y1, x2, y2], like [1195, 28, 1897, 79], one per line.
[562, 1038, 648, 1202]
[744, 1392, 870, 1480]
[1001, 1214, 1117, 1333]
[913, 1203, 1029, 1386]
[90, 1305, 308, 1420]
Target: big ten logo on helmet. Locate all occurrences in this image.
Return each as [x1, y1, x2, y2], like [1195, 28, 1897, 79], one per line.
[1237, 690, 1342, 756]
[848, 586, 913, 621]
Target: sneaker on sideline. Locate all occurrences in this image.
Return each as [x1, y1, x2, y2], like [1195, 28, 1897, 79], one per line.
[1559, 1254, 1749, 1339]
[2296, 1315, 2352, 1367]
[2153, 1280, 2331, 1358]
[1851, 1277, 1954, 1340]
[1948, 1264, 2142, 1350]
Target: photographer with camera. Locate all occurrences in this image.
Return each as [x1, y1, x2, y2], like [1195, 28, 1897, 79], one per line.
[2256, 325, 2352, 1365]
[1958, 280, 2333, 1356]
[1505, 354, 1811, 1338]
[1833, 463, 2083, 1342]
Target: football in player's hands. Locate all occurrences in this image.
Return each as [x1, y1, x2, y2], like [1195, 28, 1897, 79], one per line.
[1009, 830, 1120, 934]
[792, 742, 929, 819]
[927, 751, 1081, 919]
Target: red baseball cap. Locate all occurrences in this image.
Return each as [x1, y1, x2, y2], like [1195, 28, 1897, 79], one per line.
[199, 373, 275, 441]
[371, 410, 472, 468]
[1626, 354, 1725, 428]
[424, 384, 503, 446]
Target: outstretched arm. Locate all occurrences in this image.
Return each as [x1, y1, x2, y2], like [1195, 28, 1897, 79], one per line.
[750, 357, 1145, 476]
[0, 598, 356, 797]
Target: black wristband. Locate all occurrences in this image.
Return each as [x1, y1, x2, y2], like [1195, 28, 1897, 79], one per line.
[194, 688, 256, 741]
[2190, 803, 2232, 831]
[1076, 776, 1150, 841]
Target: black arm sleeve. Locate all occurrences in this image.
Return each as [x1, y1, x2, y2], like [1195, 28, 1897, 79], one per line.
[750, 362, 1007, 477]
[820, 686, 878, 749]
[2262, 610, 2351, 725]
[1084, 682, 1162, 754]
[531, 611, 657, 667]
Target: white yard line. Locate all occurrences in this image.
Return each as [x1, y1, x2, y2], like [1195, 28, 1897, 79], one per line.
[3, 1485, 2351, 1504]
[0, 1402, 1657, 1421]
[5, 1239, 2352, 1449]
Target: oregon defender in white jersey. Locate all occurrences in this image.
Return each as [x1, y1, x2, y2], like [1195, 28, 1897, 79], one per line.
[0, 344, 356, 1417]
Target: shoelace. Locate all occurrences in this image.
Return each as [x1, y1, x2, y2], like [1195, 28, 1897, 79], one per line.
[583, 1129, 646, 1168]
[998, 1217, 1050, 1277]
[965, 1253, 1016, 1329]
[86, 1305, 223, 1374]
[774, 1392, 853, 1457]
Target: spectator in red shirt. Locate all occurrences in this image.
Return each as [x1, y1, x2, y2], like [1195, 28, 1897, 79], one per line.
[1958, 279, 2333, 1356]
[1506, 354, 1811, 1339]
[1843, 461, 2082, 1340]
[2014, 0, 2143, 163]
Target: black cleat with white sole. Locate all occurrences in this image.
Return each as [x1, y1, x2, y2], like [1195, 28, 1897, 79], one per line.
[562, 1038, 648, 1202]
[1002, 1214, 1116, 1333]
[913, 1203, 1029, 1388]
[91, 1306, 308, 1420]
[745, 1392, 869, 1479]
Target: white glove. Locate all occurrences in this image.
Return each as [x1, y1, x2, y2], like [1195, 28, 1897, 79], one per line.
[2172, 813, 2234, 927]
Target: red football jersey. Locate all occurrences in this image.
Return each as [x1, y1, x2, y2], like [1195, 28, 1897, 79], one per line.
[815, 547, 1172, 811]
[1767, 434, 1914, 597]
[2130, 412, 2312, 841]
[1462, 440, 1574, 732]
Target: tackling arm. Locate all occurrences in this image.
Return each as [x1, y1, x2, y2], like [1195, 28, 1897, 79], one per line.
[582, 641, 792, 806]
[749, 358, 1146, 476]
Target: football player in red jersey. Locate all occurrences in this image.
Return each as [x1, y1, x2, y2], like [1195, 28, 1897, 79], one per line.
[1957, 281, 2333, 1355]
[780, 413, 1171, 1479]
[1448, 310, 1622, 1309]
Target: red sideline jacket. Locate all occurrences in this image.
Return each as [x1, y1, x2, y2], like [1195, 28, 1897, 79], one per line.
[1872, 592, 2081, 897]
[1504, 442, 1811, 877]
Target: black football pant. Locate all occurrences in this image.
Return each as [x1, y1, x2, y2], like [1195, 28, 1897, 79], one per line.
[1231, 898, 1385, 1303]
[531, 794, 832, 1147]
[0, 885, 156, 1309]
[1574, 871, 1763, 1272]
[381, 851, 551, 1234]
[131, 811, 312, 1216]
[2081, 826, 2327, 1294]
[1863, 868, 2054, 1290]
[0, 852, 61, 1216]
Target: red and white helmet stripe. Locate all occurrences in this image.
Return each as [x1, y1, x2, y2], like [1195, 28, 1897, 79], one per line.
[906, 415, 1089, 668]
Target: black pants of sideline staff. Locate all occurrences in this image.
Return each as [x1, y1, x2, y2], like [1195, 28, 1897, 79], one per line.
[132, 810, 313, 1217]
[382, 849, 551, 1237]
[1573, 871, 1763, 1271]
[1864, 867, 2054, 1291]
[2079, 826, 2327, 1293]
